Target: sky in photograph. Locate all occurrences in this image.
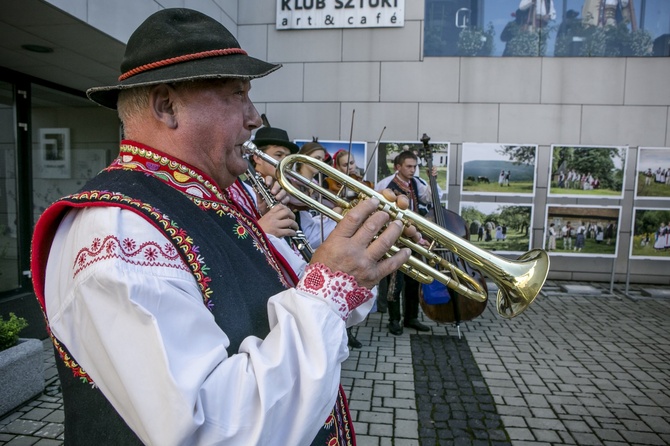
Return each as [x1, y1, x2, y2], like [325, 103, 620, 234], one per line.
[637, 147, 670, 171]
[462, 143, 535, 163]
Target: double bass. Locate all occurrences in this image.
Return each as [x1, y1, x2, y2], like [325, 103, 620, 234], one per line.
[418, 134, 488, 333]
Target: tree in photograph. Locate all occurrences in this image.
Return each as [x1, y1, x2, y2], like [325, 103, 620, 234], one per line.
[635, 210, 670, 236]
[460, 206, 486, 227]
[496, 145, 536, 165]
[554, 146, 625, 191]
[570, 147, 622, 190]
[377, 142, 402, 178]
[552, 146, 574, 175]
[498, 205, 531, 236]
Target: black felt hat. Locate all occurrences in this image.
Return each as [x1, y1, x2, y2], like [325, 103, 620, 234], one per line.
[253, 126, 299, 154]
[87, 8, 281, 109]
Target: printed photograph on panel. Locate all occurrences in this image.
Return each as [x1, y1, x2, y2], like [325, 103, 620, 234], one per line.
[37, 128, 71, 179]
[548, 145, 627, 198]
[293, 139, 371, 190]
[545, 205, 621, 257]
[461, 143, 537, 196]
[634, 147, 670, 199]
[459, 201, 533, 254]
[630, 208, 670, 259]
[375, 140, 449, 204]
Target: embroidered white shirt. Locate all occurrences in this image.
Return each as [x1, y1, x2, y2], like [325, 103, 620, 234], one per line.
[44, 205, 370, 446]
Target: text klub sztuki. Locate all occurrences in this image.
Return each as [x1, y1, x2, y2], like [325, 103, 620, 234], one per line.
[277, 0, 405, 29]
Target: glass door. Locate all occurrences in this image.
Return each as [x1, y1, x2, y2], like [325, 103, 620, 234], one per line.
[0, 81, 20, 292]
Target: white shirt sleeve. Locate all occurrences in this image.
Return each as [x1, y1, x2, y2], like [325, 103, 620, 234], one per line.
[298, 210, 337, 250]
[266, 233, 307, 278]
[374, 173, 395, 192]
[414, 176, 433, 205]
[44, 207, 350, 446]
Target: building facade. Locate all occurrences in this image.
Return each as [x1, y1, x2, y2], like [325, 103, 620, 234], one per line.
[1, 0, 668, 334]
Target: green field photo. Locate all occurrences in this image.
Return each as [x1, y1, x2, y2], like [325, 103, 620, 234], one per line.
[460, 202, 532, 253]
[631, 208, 670, 258]
[549, 145, 626, 198]
[461, 143, 537, 196]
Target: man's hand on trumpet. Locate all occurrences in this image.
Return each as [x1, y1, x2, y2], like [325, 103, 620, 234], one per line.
[256, 175, 299, 238]
[311, 197, 411, 290]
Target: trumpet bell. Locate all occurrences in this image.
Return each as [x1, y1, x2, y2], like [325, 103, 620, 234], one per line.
[495, 249, 550, 319]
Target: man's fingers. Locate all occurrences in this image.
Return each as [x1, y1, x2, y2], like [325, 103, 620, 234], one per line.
[275, 189, 290, 205]
[259, 205, 299, 237]
[376, 248, 412, 279]
[331, 198, 379, 238]
[365, 219, 403, 260]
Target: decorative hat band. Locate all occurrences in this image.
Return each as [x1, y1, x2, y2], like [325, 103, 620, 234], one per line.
[118, 48, 248, 81]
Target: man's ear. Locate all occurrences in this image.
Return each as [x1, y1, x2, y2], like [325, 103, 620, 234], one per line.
[149, 84, 178, 129]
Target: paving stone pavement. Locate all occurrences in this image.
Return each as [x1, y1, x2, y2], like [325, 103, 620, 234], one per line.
[1, 280, 669, 445]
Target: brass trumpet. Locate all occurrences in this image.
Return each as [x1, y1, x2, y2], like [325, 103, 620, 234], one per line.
[243, 141, 549, 319]
[244, 162, 314, 262]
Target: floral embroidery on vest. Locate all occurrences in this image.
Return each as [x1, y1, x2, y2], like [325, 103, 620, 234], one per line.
[234, 224, 248, 239]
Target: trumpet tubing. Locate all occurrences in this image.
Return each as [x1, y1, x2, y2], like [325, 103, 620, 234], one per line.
[244, 163, 314, 262]
[243, 141, 550, 319]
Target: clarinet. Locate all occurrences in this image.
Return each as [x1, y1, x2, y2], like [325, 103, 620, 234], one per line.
[245, 164, 314, 262]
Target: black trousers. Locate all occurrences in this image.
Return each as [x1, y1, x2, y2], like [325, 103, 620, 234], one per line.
[376, 275, 388, 312]
[387, 271, 420, 323]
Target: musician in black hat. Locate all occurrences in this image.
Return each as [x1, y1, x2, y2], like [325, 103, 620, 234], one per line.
[231, 124, 302, 244]
[250, 125, 299, 186]
[30, 8, 409, 445]
[227, 123, 307, 276]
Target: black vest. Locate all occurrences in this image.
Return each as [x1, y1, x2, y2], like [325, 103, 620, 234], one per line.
[36, 168, 327, 445]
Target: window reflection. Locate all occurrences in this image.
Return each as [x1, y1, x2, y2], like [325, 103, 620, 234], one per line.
[0, 81, 19, 292]
[424, 0, 670, 57]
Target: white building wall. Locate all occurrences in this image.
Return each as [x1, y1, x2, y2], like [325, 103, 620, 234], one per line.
[238, 1, 670, 286]
[46, 0, 670, 285]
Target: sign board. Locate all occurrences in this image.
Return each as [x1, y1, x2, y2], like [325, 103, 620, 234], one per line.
[276, 0, 404, 30]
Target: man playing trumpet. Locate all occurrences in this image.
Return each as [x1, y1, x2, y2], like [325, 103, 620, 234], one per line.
[30, 8, 411, 446]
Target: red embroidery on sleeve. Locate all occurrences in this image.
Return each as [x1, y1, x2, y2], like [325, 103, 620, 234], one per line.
[303, 267, 326, 290]
[297, 263, 372, 320]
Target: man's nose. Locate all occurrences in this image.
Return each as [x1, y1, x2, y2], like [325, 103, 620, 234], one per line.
[246, 104, 262, 129]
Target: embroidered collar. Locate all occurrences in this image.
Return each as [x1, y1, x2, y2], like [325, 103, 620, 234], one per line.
[113, 140, 228, 203]
[391, 174, 413, 194]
